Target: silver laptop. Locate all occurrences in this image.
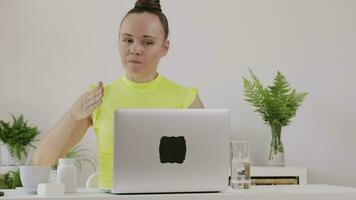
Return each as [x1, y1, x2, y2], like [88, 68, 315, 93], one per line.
[112, 109, 230, 194]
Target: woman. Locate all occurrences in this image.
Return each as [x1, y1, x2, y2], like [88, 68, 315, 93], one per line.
[33, 0, 204, 189]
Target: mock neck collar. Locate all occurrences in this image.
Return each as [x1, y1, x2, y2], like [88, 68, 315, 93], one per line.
[120, 73, 164, 92]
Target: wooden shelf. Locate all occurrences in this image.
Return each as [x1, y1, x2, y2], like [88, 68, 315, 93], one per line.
[251, 166, 308, 185]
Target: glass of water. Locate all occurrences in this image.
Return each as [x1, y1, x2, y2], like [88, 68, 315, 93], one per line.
[230, 140, 251, 189]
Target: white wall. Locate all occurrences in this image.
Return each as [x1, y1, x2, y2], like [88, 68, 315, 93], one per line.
[1, 0, 356, 187]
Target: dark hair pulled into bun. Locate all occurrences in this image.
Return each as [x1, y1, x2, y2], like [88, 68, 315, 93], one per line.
[134, 0, 162, 12]
[121, 0, 169, 40]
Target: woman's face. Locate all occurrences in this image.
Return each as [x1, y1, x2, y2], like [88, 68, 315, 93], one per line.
[119, 12, 169, 82]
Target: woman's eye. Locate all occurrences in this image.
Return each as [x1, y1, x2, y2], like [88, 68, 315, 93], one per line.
[143, 41, 153, 46]
[123, 38, 133, 43]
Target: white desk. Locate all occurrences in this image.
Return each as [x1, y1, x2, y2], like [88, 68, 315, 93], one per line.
[1, 185, 356, 200]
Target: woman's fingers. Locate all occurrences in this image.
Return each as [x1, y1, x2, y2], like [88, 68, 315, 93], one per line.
[87, 91, 103, 106]
[88, 86, 103, 99]
[98, 81, 103, 89]
[85, 83, 104, 110]
[86, 81, 104, 103]
[84, 81, 104, 112]
[87, 98, 102, 112]
[72, 81, 104, 120]
[95, 81, 104, 96]
[97, 81, 104, 94]
[85, 93, 102, 109]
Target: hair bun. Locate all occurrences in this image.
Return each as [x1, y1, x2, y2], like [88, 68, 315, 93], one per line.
[134, 0, 162, 12]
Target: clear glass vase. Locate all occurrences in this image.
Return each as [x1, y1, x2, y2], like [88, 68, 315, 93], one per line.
[0, 143, 27, 166]
[268, 125, 285, 166]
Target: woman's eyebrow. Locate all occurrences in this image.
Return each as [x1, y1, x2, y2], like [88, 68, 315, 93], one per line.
[143, 35, 155, 39]
[121, 33, 155, 39]
[121, 33, 133, 37]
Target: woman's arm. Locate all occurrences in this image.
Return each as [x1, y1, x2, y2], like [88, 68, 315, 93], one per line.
[33, 112, 91, 165]
[33, 82, 104, 166]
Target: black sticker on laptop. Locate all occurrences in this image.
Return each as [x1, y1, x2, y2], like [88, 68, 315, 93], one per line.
[159, 136, 186, 164]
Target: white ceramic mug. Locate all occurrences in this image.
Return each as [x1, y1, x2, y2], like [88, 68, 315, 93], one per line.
[19, 166, 51, 189]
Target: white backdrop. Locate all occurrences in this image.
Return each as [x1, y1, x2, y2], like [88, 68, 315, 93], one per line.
[1, 0, 356, 187]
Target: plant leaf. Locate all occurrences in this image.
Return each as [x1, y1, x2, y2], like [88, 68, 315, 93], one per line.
[242, 69, 308, 128]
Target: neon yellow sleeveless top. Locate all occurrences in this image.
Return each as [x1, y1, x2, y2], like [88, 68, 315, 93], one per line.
[89, 74, 197, 189]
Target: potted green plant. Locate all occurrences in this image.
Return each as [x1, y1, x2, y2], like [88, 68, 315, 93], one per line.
[0, 114, 40, 166]
[0, 169, 22, 189]
[243, 69, 308, 166]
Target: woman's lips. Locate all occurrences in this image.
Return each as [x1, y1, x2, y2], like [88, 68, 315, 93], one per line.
[127, 60, 142, 64]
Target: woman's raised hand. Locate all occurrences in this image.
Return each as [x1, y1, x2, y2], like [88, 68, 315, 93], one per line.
[70, 81, 104, 120]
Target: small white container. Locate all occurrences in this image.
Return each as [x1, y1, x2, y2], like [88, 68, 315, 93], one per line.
[56, 158, 77, 193]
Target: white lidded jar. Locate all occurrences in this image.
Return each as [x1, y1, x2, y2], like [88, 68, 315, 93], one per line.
[57, 158, 77, 193]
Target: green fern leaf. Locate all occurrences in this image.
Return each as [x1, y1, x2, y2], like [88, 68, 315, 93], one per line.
[243, 69, 308, 128]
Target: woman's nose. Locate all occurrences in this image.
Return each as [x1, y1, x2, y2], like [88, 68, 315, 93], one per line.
[129, 42, 142, 55]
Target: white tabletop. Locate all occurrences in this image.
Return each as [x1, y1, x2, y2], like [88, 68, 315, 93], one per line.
[2, 184, 356, 200]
